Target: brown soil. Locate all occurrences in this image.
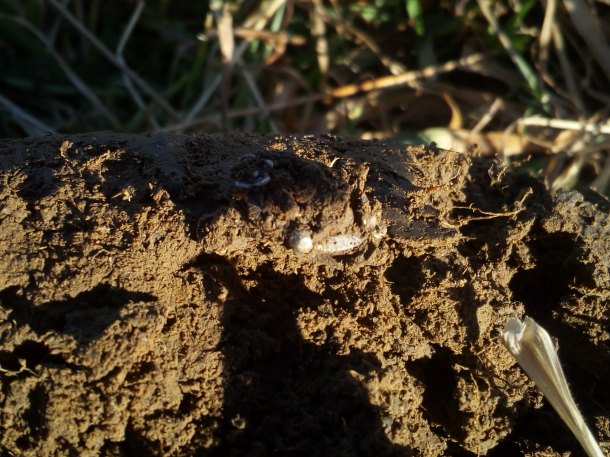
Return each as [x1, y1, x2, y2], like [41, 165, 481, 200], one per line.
[0, 133, 608, 456]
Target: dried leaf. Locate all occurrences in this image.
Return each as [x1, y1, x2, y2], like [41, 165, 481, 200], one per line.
[502, 316, 604, 457]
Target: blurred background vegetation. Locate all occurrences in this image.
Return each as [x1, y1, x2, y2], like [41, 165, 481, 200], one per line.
[1, 0, 610, 195]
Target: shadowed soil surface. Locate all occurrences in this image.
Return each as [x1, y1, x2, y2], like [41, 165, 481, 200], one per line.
[0, 133, 608, 456]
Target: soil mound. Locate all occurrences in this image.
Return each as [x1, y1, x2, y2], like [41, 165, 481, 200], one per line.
[0, 133, 608, 456]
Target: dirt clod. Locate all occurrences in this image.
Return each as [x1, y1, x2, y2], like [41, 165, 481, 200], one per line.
[1, 133, 608, 456]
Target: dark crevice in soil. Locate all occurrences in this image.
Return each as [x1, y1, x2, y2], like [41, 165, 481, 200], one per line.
[121, 421, 158, 455]
[578, 187, 610, 212]
[510, 229, 596, 318]
[406, 346, 460, 439]
[178, 393, 199, 415]
[124, 361, 157, 384]
[385, 255, 426, 306]
[16, 166, 58, 200]
[322, 275, 364, 312]
[0, 284, 156, 344]
[199, 255, 407, 455]
[487, 404, 585, 457]
[246, 264, 325, 311]
[456, 164, 546, 267]
[448, 283, 480, 342]
[0, 340, 69, 374]
[462, 161, 547, 215]
[456, 224, 509, 266]
[15, 385, 49, 450]
[540, 315, 610, 414]
[444, 442, 479, 457]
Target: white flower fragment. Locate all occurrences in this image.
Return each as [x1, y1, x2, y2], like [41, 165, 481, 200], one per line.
[502, 315, 604, 457]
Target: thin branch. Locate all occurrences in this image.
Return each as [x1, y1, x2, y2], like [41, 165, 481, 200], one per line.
[116, 1, 144, 57]
[215, 2, 235, 130]
[115, 1, 160, 130]
[562, 0, 610, 81]
[310, 0, 329, 92]
[313, 2, 406, 75]
[46, 0, 179, 119]
[591, 153, 610, 193]
[470, 98, 503, 135]
[0, 93, 56, 135]
[538, 0, 557, 75]
[167, 53, 490, 131]
[2, 13, 119, 126]
[477, 0, 548, 109]
[329, 53, 488, 98]
[518, 116, 610, 135]
[183, 0, 288, 126]
[551, 26, 585, 113]
[235, 58, 281, 133]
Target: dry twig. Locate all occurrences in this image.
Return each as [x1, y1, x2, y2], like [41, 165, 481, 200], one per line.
[46, 0, 179, 119]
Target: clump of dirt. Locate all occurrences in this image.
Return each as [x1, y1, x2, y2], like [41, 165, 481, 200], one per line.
[0, 133, 608, 456]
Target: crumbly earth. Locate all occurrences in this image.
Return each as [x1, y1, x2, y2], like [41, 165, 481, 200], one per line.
[0, 133, 608, 457]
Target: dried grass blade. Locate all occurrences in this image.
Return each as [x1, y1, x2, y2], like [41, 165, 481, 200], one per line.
[562, 0, 610, 81]
[0, 94, 55, 135]
[46, 0, 178, 119]
[477, 0, 547, 107]
[184, 0, 286, 126]
[216, 4, 235, 130]
[310, 0, 329, 92]
[502, 316, 604, 457]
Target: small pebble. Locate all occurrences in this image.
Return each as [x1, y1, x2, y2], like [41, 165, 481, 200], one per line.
[288, 229, 313, 253]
